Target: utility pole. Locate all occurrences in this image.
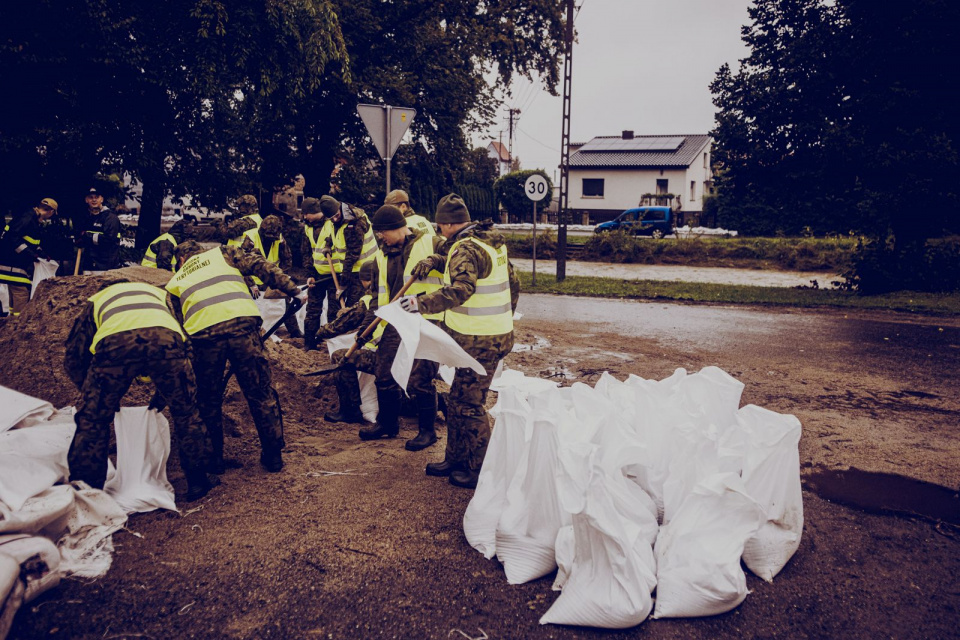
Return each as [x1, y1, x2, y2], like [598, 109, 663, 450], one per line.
[508, 108, 521, 167]
[556, 0, 575, 282]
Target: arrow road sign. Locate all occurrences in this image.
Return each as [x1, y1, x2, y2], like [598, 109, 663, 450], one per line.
[357, 104, 416, 161]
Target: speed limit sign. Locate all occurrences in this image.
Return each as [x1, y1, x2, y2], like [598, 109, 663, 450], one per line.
[524, 174, 549, 201]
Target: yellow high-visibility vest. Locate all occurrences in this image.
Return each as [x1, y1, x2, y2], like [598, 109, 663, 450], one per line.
[331, 215, 379, 273]
[358, 294, 381, 350]
[88, 282, 184, 354]
[376, 234, 443, 321]
[306, 221, 336, 275]
[442, 237, 513, 336]
[226, 213, 264, 247]
[141, 233, 178, 271]
[165, 247, 260, 335]
[239, 228, 282, 286]
[405, 213, 435, 237]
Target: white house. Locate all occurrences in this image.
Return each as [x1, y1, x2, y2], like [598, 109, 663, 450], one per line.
[567, 132, 713, 224]
[487, 141, 512, 177]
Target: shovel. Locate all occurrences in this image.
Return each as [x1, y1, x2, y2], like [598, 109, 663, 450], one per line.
[221, 294, 304, 393]
[302, 275, 417, 377]
[324, 249, 346, 310]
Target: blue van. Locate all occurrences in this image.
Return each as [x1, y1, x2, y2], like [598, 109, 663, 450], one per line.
[594, 206, 673, 239]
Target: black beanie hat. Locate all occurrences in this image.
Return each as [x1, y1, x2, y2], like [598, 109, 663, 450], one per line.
[359, 260, 375, 282]
[372, 205, 407, 231]
[301, 197, 321, 215]
[435, 193, 470, 224]
[319, 195, 340, 217]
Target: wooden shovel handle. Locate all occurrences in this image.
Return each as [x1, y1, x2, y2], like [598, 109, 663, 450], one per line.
[325, 251, 346, 309]
[73, 248, 83, 276]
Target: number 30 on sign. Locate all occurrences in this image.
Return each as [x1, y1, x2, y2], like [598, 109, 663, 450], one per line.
[524, 174, 549, 202]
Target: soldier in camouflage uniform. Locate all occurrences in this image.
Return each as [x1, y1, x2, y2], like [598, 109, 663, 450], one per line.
[238, 214, 303, 338]
[319, 195, 378, 306]
[64, 280, 218, 501]
[141, 220, 188, 271]
[167, 240, 308, 474]
[384, 189, 436, 237]
[314, 260, 377, 424]
[403, 194, 519, 489]
[217, 194, 262, 244]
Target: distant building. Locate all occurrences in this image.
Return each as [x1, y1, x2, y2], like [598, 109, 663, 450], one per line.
[487, 141, 512, 177]
[567, 132, 714, 225]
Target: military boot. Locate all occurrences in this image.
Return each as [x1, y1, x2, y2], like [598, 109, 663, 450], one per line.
[425, 458, 461, 477]
[359, 388, 401, 440]
[303, 334, 317, 352]
[260, 446, 284, 472]
[184, 469, 221, 502]
[204, 423, 243, 474]
[449, 468, 479, 489]
[405, 394, 438, 451]
[325, 372, 365, 423]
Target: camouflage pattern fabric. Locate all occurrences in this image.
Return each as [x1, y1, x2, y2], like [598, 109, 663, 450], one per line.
[190, 325, 285, 461]
[444, 332, 513, 473]
[217, 216, 257, 244]
[304, 280, 337, 343]
[326, 209, 370, 305]
[330, 346, 376, 412]
[67, 336, 211, 490]
[374, 323, 438, 406]
[149, 237, 176, 271]
[282, 214, 305, 268]
[315, 296, 366, 341]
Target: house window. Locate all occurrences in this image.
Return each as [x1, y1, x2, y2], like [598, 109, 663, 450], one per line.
[656, 179, 669, 195]
[582, 178, 604, 198]
[690, 181, 696, 200]
[703, 152, 708, 169]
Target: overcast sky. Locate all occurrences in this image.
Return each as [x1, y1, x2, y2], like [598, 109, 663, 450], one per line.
[474, 0, 754, 181]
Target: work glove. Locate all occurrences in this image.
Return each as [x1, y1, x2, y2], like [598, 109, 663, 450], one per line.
[399, 295, 420, 314]
[306, 277, 316, 289]
[148, 391, 167, 413]
[295, 289, 309, 305]
[410, 258, 435, 280]
[250, 285, 261, 299]
[354, 332, 370, 347]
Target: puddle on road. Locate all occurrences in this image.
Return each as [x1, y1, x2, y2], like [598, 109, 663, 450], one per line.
[802, 466, 960, 524]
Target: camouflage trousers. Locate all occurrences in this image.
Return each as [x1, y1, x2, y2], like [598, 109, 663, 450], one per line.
[69, 356, 211, 489]
[446, 333, 513, 473]
[191, 328, 285, 459]
[375, 324, 439, 404]
[304, 278, 336, 341]
[331, 347, 376, 411]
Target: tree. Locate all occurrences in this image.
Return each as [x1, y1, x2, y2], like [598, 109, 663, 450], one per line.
[494, 169, 553, 222]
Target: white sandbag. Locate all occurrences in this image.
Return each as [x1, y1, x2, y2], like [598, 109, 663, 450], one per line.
[0, 552, 24, 640]
[737, 405, 804, 582]
[495, 388, 570, 584]
[29, 259, 59, 300]
[103, 407, 177, 513]
[0, 385, 55, 433]
[0, 284, 8, 315]
[326, 333, 377, 422]
[653, 473, 765, 619]
[0, 412, 75, 510]
[541, 457, 658, 629]
[256, 295, 306, 337]
[0, 534, 61, 602]
[551, 525, 575, 591]
[55, 483, 127, 579]
[0, 486, 76, 535]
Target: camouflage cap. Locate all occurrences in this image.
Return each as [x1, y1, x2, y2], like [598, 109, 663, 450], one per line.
[301, 197, 322, 215]
[237, 194, 258, 207]
[174, 240, 206, 262]
[384, 189, 409, 206]
[319, 195, 340, 218]
[260, 215, 283, 237]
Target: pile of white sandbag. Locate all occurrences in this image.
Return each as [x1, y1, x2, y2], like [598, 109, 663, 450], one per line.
[0, 385, 180, 638]
[464, 367, 802, 629]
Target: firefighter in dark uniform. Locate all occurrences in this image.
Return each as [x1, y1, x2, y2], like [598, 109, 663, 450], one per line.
[141, 220, 188, 272]
[64, 280, 218, 501]
[0, 198, 57, 315]
[76, 187, 121, 272]
[403, 194, 520, 488]
[166, 240, 308, 474]
[356, 205, 445, 451]
[319, 195, 379, 306]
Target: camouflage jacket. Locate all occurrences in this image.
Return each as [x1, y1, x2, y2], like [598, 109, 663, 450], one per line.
[417, 220, 520, 321]
[300, 219, 326, 270]
[239, 230, 292, 270]
[64, 301, 188, 389]
[316, 297, 369, 341]
[149, 237, 176, 272]
[363, 230, 444, 326]
[216, 214, 258, 244]
[325, 207, 370, 277]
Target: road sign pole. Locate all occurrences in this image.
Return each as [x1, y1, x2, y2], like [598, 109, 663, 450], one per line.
[532, 200, 538, 286]
[385, 105, 393, 194]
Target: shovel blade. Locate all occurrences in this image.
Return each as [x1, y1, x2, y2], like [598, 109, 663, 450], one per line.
[302, 363, 343, 376]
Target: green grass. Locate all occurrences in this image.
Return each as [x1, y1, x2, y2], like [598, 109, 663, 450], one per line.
[516, 271, 960, 315]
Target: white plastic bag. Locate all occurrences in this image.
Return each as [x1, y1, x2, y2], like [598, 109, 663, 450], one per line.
[0, 411, 75, 510]
[653, 473, 765, 618]
[0, 552, 24, 640]
[103, 407, 177, 513]
[0, 385, 55, 433]
[0, 534, 61, 602]
[0, 485, 76, 536]
[55, 483, 127, 579]
[737, 405, 804, 582]
[30, 259, 59, 300]
[256, 296, 306, 341]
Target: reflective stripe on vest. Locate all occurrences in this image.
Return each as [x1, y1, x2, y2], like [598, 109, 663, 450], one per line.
[141, 233, 178, 271]
[377, 235, 444, 321]
[240, 228, 282, 285]
[442, 237, 513, 336]
[88, 283, 184, 354]
[405, 213, 435, 237]
[165, 247, 260, 335]
[332, 216, 379, 272]
[306, 222, 335, 275]
[358, 294, 382, 350]
[0, 264, 32, 286]
[226, 213, 264, 247]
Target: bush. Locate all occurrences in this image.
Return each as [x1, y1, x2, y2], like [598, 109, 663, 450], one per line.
[847, 236, 960, 293]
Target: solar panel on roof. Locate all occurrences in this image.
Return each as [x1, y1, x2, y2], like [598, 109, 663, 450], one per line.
[578, 136, 684, 153]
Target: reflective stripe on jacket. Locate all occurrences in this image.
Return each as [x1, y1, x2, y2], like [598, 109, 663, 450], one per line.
[240, 228, 281, 286]
[226, 213, 264, 247]
[306, 222, 335, 275]
[376, 234, 443, 321]
[442, 237, 513, 336]
[165, 247, 260, 335]
[332, 217, 378, 272]
[141, 233, 178, 270]
[88, 282, 184, 354]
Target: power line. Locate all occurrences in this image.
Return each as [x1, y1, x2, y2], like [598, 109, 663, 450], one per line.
[519, 127, 560, 153]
